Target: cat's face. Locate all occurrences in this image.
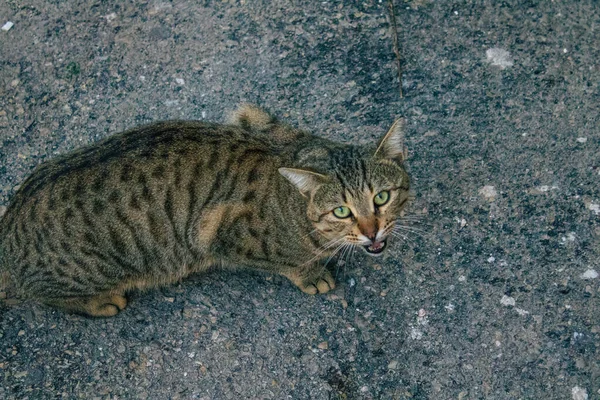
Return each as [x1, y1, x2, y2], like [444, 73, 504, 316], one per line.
[308, 158, 410, 256]
[280, 119, 410, 256]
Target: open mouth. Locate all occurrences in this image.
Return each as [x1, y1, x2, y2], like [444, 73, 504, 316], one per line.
[364, 239, 387, 256]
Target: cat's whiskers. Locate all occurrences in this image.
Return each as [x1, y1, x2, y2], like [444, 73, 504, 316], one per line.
[396, 215, 432, 229]
[300, 236, 346, 267]
[392, 224, 426, 237]
[335, 242, 356, 284]
[390, 231, 418, 247]
[300, 227, 321, 241]
[324, 241, 349, 268]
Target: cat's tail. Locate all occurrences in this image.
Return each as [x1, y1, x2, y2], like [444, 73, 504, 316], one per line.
[228, 104, 309, 144]
[228, 104, 277, 131]
[0, 215, 14, 309]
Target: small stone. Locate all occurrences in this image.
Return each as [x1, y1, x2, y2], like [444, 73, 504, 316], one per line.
[485, 48, 513, 69]
[317, 341, 328, 350]
[164, 297, 175, 303]
[576, 137, 587, 143]
[586, 202, 600, 215]
[1, 21, 14, 31]
[580, 269, 598, 280]
[479, 185, 497, 201]
[388, 360, 398, 370]
[500, 295, 516, 307]
[175, 78, 185, 85]
[17, 330, 25, 336]
[572, 386, 588, 400]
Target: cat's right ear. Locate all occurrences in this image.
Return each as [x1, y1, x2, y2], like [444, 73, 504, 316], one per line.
[374, 118, 407, 164]
[278, 168, 328, 197]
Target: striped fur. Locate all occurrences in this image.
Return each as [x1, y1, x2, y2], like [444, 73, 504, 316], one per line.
[0, 106, 410, 316]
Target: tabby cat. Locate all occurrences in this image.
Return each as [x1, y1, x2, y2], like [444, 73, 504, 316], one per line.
[0, 105, 410, 317]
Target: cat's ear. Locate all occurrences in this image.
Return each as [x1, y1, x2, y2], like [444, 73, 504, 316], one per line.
[228, 104, 277, 131]
[278, 167, 328, 196]
[374, 118, 407, 163]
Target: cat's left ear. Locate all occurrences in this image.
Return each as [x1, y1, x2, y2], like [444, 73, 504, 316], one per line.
[374, 118, 407, 163]
[278, 167, 328, 197]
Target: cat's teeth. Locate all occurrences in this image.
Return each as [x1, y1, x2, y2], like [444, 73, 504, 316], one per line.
[366, 240, 386, 254]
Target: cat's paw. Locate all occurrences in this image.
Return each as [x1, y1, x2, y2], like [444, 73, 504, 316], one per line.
[298, 271, 336, 295]
[84, 293, 128, 317]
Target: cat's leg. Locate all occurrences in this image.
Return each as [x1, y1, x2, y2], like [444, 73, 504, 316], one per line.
[46, 292, 127, 317]
[283, 264, 336, 295]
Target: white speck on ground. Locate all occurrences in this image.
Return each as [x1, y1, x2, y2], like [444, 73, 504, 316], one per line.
[500, 295, 516, 307]
[572, 386, 588, 400]
[445, 303, 455, 311]
[410, 327, 423, 340]
[485, 48, 513, 69]
[487, 256, 495, 263]
[576, 137, 587, 143]
[458, 275, 466, 282]
[2, 21, 14, 31]
[586, 202, 600, 215]
[538, 185, 559, 192]
[479, 185, 497, 201]
[561, 232, 576, 243]
[175, 78, 185, 85]
[580, 269, 598, 280]
[455, 216, 467, 228]
[515, 308, 529, 316]
[104, 13, 117, 22]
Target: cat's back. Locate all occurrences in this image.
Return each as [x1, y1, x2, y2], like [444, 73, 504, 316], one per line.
[14, 121, 265, 198]
[0, 120, 291, 297]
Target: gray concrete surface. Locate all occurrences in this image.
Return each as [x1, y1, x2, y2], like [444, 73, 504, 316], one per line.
[1, 0, 599, 399]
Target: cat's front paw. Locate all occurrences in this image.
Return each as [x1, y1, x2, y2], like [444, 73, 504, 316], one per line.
[297, 270, 336, 295]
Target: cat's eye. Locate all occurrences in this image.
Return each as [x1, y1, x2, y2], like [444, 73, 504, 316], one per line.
[333, 206, 352, 219]
[374, 191, 390, 206]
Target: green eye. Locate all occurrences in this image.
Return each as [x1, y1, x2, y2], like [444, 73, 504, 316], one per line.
[374, 191, 390, 206]
[333, 206, 352, 219]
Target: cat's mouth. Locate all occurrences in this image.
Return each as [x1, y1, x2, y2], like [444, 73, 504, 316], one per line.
[363, 239, 387, 256]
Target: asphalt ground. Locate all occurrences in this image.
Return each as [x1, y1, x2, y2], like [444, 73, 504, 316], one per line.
[0, 1, 598, 399]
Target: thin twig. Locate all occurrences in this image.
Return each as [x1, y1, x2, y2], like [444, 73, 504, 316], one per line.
[387, 0, 403, 98]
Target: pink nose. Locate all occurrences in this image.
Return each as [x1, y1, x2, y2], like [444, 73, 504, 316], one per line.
[358, 218, 378, 241]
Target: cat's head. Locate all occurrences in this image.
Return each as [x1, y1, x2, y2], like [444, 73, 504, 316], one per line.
[279, 119, 410, 257]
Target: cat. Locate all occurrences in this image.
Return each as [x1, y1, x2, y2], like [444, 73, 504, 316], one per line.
[0, 105, 410, 317]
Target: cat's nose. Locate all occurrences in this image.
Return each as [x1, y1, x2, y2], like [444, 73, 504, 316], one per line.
[358, 217, 378, 242]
